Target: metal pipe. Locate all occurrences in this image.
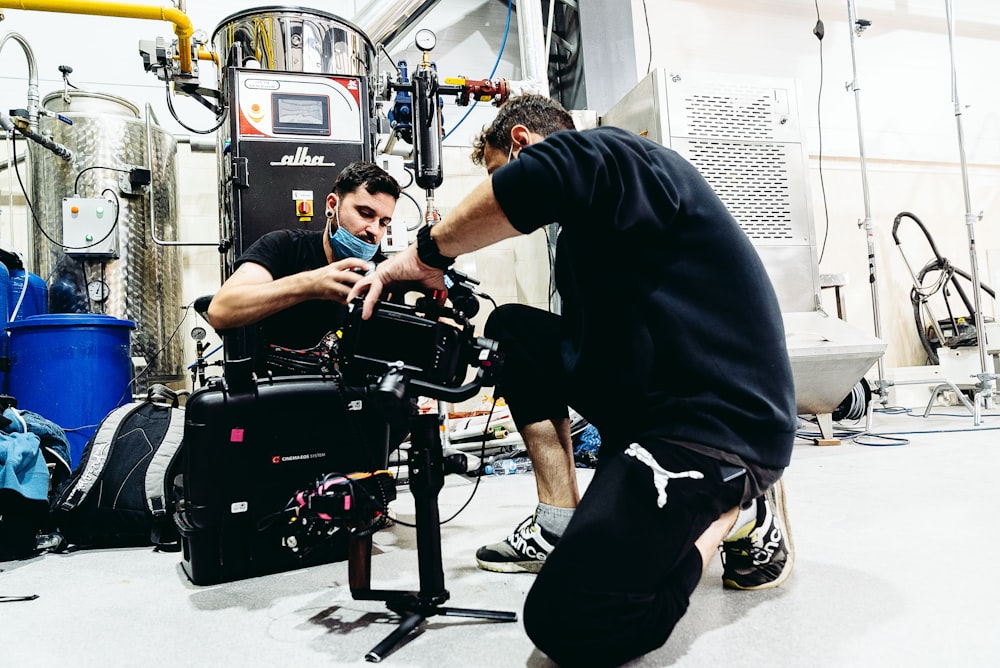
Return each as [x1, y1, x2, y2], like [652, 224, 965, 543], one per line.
[0, 1, 194, 74]
[944, 0, 995, 414]
[3, 132, 20, 248]
[0, 31, 39, 131]
[845, 0, 888, 403]
[545, 0, 556, 62]
[144, 102, 216, 248]
[516, 0, 550, 94]
[353, 0, 441, 50]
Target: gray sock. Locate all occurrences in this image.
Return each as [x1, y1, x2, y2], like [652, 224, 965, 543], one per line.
[535, 503, 574, 540]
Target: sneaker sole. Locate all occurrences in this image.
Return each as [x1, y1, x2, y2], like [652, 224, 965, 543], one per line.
[723, 478, 795, 591]
[475, 557, 545, 574]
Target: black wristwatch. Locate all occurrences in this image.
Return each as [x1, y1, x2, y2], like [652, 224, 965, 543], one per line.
[416, 225, 455, 269]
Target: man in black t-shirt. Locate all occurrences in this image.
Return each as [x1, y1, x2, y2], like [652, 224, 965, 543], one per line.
[208, 161, 401, 354]
[209, 161, 409, 466]
[349, 95, 797, 667]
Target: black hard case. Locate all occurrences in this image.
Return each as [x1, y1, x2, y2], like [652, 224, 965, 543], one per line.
[176, 374, 391, 585]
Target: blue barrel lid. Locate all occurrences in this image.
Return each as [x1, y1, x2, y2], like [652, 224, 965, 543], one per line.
[5, 313, 137, 331]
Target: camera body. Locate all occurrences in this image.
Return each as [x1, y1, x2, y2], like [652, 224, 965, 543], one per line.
[339, 295, 501, 402]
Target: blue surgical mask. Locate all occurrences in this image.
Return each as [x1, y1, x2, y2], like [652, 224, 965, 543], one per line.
[329, 204, 379, 261]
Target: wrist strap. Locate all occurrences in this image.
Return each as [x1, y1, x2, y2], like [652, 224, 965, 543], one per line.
[416, 225, 455, 270]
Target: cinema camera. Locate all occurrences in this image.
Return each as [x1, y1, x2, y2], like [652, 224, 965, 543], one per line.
[262, 267, 491, 381]
[338, 280, 499, 398]
[280, 283, 514, 662]
[279, 286, 502, 551]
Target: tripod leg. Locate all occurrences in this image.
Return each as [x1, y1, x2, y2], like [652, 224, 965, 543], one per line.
[348, 533, 373, 592]
[364, 612, 426, 663]
[439, 606, 518, 621]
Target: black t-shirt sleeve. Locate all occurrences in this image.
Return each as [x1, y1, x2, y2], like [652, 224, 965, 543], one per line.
[235, 229, 296, 278]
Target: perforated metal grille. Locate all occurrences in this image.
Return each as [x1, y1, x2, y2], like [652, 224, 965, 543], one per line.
[683, 85, 781, 141]
[685, 140, 795, 240]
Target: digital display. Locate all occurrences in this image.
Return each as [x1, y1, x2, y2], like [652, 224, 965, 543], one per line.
[271, 93, 330, 135]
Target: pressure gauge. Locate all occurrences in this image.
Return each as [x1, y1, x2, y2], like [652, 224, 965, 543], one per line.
[87, 279, 110, 302]
[191, 326, 207, 342]
[415, 28, 436, 51]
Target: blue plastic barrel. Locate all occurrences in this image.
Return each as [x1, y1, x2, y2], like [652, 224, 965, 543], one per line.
[0, 263, 10, 394]
[6, 314, 136, 468]
[8, 268, 48, 322]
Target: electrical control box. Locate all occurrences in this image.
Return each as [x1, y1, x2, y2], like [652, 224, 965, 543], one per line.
[62, 196, 118, 258]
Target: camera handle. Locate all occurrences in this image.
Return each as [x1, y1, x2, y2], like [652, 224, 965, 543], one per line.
[347, 410, 517, 663]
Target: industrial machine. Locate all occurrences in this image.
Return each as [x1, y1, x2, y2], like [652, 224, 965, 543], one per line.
[207, 8, 378, 273]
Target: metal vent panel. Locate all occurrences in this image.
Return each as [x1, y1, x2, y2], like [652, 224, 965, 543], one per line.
[667, 76, 800, 143]
[672, 138, 811, 245]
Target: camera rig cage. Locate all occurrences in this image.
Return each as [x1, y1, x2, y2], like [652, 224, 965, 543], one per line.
[261, 268, 496, 390]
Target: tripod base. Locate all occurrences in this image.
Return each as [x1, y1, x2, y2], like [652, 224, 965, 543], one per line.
[362, 593, 517, 663]
[347, 412, 516, 663]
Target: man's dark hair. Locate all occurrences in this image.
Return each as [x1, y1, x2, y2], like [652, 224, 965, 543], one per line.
[332, 161, 401, 199]
[471, 94, 576, 166]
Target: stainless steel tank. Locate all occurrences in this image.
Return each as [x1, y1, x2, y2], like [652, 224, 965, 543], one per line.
[212, 6, 375, 76]
[29, 91, 183, 385]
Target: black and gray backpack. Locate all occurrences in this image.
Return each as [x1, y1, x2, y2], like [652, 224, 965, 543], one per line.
[51, 384, 185, 549]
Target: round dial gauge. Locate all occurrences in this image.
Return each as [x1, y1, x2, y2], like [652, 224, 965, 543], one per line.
[191, 326, 207, 341]
[87, 279, 110, 302]
[415, 28, 436, 51]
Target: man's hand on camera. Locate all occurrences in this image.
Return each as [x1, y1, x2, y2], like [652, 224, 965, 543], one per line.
[349, 245, 448, 319]
[314, 258, 373, 304]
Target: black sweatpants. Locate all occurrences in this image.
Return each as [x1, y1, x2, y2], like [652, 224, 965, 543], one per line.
[485, 304, 754, 667]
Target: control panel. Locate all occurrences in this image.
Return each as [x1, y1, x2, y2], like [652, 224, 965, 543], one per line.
[62, 196, 118, 258]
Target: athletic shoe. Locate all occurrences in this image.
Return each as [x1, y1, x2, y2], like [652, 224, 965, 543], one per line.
[721, 478, 794, 590]
[475, 514, 556, 573]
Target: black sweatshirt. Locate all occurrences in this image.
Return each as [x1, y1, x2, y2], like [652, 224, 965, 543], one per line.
[491, 126, 796, 469]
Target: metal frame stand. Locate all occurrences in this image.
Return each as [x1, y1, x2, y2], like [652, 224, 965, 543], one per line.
[845, 0, 891, 407]
[846, 1, 997, 423]
[347, 412, 516, 663]
[887, 377, 979, 421]
[942, 0, 997, 422]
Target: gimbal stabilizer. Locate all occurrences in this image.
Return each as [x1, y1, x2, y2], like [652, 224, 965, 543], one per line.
[294, 295, 514, 662]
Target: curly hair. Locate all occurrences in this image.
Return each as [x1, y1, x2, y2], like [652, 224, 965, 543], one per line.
[332, 161, 401, 199]
[470, 94, 576, 166]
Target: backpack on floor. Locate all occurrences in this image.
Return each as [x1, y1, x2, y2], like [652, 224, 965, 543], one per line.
[51, 384, 185, 549]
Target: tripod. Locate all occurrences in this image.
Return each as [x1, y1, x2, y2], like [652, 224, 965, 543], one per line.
[347, 411, 517, 663]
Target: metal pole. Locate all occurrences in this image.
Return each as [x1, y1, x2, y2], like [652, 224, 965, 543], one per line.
[845, 0, 889, 404]
[516, 0, 551, 94]
[944, 0, 996, 418]
[145, 103, 217, 248]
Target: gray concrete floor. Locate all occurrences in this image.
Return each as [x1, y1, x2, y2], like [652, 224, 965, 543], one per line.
[2, 406, 999, 667]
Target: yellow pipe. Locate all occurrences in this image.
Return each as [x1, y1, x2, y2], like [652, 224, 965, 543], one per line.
[195, 45, 218, 66]
[0, 0, 195, 74]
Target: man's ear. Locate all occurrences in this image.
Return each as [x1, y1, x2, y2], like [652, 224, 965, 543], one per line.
[510, 124, 532, 149]
[326, 192, 338, 217]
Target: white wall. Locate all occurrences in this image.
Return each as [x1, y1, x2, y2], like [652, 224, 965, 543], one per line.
[3, 0, 1000, 392]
